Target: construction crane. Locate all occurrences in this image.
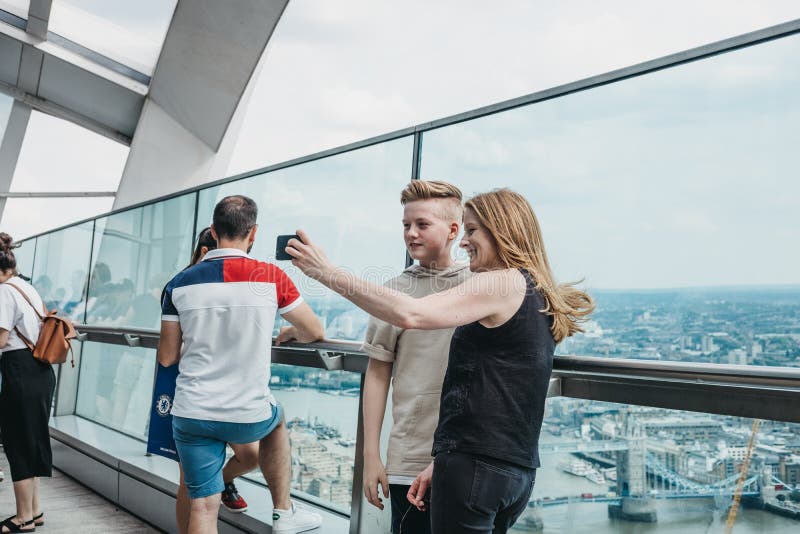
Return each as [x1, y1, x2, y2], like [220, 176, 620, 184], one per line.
[724, 418, 761, 534]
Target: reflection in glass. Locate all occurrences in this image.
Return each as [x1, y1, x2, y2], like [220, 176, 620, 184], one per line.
[12, 237, 36, 280]
[421, 34, 800, 365]
[241, 365, 360, 514]
[49, 0, 178, 75]
[557, 287, 800, 367]
[75, 341, 155, 440]
[86, 194, 196, 329]
[197, 136, 414, 342]
[29, 222, 93, 318]
[509, 398, 800, 533]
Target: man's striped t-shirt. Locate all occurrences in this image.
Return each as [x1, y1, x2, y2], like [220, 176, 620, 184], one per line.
[161, 248, 303, 423]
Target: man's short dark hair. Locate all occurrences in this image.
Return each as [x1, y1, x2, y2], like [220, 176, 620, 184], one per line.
[213, 195, 258, 240]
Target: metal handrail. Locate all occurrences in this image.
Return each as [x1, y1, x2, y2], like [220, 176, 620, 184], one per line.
[554, 354, 800, 386]
[74, 324, 369, 373]
[75, 323, 800, 381]
[73, 324, 800, 423]
[552, 355, 800, 423]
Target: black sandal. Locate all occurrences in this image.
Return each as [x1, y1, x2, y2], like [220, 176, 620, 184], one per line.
[0, 516, 35, 533]
[32, 514, 43, 527]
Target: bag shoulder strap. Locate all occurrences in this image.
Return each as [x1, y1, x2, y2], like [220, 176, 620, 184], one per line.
[11, 324, 35, 351]
[5, 282, 46, 319]
[5, 281, 44, 352]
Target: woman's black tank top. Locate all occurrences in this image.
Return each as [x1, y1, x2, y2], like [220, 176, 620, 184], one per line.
[432, 269, 555, 468]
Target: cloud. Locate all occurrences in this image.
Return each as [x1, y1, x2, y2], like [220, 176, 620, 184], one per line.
[3, 1, 800, 287]
[10, 111, 128, 193]
[227, 0, 800, 175]
[2, 197, 113, 240]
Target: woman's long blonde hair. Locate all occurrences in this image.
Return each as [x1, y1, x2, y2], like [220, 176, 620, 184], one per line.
[465, 189, 594, 343]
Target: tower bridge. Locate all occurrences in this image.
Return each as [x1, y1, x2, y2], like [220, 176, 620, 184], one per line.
[537, 436, 775, 517]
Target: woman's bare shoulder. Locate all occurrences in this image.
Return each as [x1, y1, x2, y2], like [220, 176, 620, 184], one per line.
[467, 268, 526, 295]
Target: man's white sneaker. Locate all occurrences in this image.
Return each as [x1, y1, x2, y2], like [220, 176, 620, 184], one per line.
[0, 468, 4, 482]
[272, 502, 322, 533]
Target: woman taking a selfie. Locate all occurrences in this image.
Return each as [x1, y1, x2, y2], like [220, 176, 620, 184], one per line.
[287, 188, 593, 533]
[0, 233, 53, 533]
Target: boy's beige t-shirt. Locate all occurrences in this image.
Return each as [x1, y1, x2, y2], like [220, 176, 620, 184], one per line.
[362, 262, 470, 479]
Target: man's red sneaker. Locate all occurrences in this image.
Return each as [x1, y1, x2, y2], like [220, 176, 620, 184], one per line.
[221, 481, 248, 513]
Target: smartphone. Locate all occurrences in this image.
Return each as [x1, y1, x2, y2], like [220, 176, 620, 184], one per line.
[275, 234, 300, 261]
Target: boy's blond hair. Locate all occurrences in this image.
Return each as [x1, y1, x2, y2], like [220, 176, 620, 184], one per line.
[400, 180, 463, 222]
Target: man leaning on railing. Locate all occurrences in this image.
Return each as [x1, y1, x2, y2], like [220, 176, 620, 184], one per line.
[157, 195, 325, 534]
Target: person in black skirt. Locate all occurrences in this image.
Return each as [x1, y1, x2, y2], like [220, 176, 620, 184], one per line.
[287, 189, 595, 533]
[0, 233, 54, 533]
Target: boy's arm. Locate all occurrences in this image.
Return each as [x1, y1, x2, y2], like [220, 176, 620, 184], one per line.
[362, 357, 392, 509]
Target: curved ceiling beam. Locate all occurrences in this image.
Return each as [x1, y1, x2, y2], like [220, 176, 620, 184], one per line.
[114, 0, 290, 209]
[148, 0, 289, 152]
[0, 22, 146, 143]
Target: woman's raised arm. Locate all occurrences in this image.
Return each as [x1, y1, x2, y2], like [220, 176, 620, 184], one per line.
[287, 230, 521, 330]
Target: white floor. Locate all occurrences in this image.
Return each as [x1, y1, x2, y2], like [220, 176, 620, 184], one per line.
[0, 444, 160, 533]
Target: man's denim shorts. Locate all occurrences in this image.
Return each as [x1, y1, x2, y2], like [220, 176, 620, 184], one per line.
[173, 403, 284, 499]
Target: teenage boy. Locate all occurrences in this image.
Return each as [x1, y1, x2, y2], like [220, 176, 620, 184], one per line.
[361, 181, 469, 534]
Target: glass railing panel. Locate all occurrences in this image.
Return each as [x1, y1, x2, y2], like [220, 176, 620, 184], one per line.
[238, 364, 362, 514]
[29, 221, 94, 318]
[511, 398, 800, 532]
[86, 193, 196, 329]
[420, 33, 800, 366]
[75, 341, 156, 440]
[12, 237, 36, 280]
[197, 136, 414, 342]
[560, 287, 800, 367]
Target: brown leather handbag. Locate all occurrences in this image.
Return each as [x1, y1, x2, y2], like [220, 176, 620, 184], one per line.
[7, 282, 77, 367]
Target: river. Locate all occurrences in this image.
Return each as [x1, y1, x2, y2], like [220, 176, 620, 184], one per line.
[271, 387, 799, 532]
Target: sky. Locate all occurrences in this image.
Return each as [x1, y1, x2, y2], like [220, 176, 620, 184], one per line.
[420, 33, 800, 289]
[0, 0, 798, 289]
[227, 0, 800, 171]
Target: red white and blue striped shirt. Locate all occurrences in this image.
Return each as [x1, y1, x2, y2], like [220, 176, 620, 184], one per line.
[161, 248, 302, 423]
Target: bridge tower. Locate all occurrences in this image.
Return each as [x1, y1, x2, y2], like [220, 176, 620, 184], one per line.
[625, 420, 647, 495]
[757, 464, 776, 507]
[609, 414, 658, 522]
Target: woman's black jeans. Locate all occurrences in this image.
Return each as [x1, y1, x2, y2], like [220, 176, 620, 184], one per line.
[430, 451, 536, 534]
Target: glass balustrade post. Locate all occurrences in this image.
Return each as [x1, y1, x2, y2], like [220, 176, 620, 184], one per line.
[349, 374, 367, 534]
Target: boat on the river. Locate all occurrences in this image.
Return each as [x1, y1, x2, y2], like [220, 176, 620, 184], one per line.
[559, 459, 606, 485]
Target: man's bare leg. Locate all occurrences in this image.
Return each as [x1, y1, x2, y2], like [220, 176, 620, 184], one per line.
[176, 465, 190, 534]
[258, 420, 291, 510]
[223, 442, 259, 482]
[187, 494, 221, 534]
